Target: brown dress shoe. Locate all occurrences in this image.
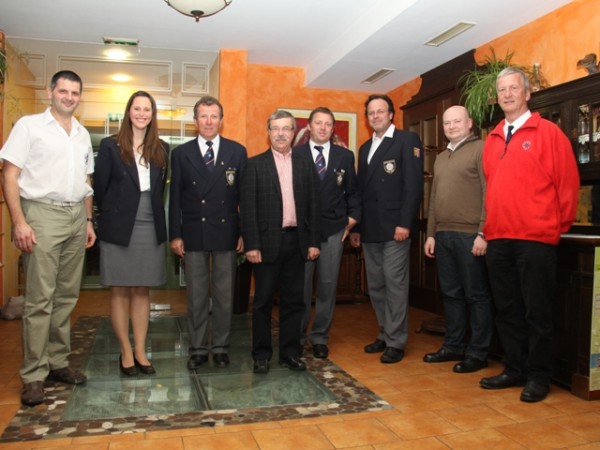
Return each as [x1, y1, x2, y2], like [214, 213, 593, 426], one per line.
[47, 366, 87, 384]
[21, 381, 45, 406]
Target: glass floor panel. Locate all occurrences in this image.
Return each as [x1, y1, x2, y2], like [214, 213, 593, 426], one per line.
[63, 315, 335, 421]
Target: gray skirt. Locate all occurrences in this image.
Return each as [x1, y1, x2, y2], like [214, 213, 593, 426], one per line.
[99, 192, 166, 287]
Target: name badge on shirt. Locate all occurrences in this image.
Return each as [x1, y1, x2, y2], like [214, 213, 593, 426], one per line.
[335, 169, 345, 187]
[383, 160, 396, 174]
[226, 169, 236, 186]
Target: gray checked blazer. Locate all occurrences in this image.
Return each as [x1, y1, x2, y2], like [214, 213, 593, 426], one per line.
[240, 148, 321, 262]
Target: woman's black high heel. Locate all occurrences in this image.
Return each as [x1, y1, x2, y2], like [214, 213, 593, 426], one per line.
[134, 356, 156, 375]
[119, 355, 138, 376]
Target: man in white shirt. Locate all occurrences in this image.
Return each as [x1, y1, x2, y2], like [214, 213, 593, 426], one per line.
[0, 70, 96, 406]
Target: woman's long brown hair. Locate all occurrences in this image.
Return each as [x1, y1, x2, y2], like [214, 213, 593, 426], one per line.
[116, 91, 166, 168]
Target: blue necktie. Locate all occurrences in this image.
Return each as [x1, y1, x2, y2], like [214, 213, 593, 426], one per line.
[314, 145, 326, 180]
[204, 141, 214, 171]
[506, 125, 514, 144]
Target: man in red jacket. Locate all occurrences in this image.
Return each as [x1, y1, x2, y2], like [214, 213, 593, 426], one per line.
[480, 67, 579, 402]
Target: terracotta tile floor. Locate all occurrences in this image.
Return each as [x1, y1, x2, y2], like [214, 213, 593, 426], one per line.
[1, 289, 600, 449]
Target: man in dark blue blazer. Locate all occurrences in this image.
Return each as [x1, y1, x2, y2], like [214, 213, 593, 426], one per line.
[240, 110, 321, 374]
[350, 94, 424, 364]
[294, 107, 361, 359]
[169, 96, 247, 370]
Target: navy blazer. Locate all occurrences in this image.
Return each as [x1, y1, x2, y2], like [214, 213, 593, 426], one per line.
[293, 142, 361, 241]
[169, 136, 247, 251]
[94, 137, 169, 247]
[356, 128, 424, 242]
[240, 149, 321, 263]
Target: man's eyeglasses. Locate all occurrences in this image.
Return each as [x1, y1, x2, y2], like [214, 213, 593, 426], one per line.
[269, 126, 294, 133]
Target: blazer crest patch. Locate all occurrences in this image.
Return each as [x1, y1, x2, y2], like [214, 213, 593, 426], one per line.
[413, 147, 421, 158]
[226, 169, 236, 186]
[383, 159, 396, 174]
[335, 169, 345, 187]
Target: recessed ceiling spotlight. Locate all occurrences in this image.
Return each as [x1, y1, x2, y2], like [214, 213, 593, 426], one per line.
[361, 68, 395, 85]
[424, 22, 476, 47]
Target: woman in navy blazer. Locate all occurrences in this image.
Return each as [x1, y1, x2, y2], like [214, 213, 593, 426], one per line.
[94, 91, 168, 376]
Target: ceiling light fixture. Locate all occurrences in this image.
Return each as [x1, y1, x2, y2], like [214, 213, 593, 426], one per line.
[164, 0, 232, 22]
[361, 68, 395, 85]
[424, 22, 476, 47]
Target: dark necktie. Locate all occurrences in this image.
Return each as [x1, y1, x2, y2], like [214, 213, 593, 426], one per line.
[314, 145, 326, 180]
[506, 125, 514, 144]
[204, 140, 214, 171]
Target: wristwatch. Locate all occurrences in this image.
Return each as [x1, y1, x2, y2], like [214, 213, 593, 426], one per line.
[477, 231, 485, 240]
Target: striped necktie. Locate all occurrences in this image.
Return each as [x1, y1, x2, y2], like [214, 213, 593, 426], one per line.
[314, 145, 326, 180]
[204, 140, 215, 171]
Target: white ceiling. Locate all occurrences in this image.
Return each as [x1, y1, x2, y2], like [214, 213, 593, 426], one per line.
[1, 0, 573, 92]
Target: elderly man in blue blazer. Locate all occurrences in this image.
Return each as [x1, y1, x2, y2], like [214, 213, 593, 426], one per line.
[294, 107, 361, 359]
[169, 96, 247, 370]
[240, 110, 321, 374]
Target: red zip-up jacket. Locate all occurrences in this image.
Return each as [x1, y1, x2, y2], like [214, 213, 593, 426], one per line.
[483, 112, 579, 245]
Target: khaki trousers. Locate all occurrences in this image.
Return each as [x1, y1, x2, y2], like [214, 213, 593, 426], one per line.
[19, 199, 86, 383]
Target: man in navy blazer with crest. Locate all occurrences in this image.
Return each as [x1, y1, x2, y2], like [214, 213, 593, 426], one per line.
[293, 107, 361, 359]
[169, 96, 247, 370]
[350, 94, 424, 364]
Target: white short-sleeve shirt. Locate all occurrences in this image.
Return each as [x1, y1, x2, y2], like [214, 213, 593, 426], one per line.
[0, 108, 94, 202]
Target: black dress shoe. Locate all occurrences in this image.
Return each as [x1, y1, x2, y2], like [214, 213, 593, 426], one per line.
[480, 372, 526, 390]
[187, 354, 209, 370]
[453, 356, 488, 373]
[312, 344, 329, 359]
[119, 355, 138, 376]
[253, 359, 269, 374]
[364, 339, 386, 353]
[520, 381, 550, 402]
[213, 353, 230, 368]
[423, 347, 463, 363]
[134, 357, 156, 375]
[380, 347, 404, 363]
[279, 355, 306, 371]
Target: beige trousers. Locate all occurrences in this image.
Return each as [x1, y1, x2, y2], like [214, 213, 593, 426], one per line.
[19, 199, 86, 383]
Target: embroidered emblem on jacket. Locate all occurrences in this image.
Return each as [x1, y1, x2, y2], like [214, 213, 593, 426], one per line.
[383, 160, 396, 174]
[335, 169, 345, 187]
[226, 169, 236, 186]
[413, 147, 421, 158]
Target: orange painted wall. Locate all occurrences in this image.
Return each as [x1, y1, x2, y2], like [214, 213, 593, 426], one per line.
[218, 0, 598, 156]
[219, 49, 247, 144]
[476, 0, 600, 86]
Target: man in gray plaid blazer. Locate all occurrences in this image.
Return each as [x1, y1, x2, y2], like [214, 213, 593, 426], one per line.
[240, 110, 321, 374]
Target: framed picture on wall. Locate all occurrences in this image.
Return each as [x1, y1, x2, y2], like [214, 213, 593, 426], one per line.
[281, 108, 358, 153]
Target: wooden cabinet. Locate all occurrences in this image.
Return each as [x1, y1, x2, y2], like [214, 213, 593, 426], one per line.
[529, 72, 600, 183]
[555, 237, 598, 399]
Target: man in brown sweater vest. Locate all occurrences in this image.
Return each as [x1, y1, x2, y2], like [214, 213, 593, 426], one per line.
[422, 105, 492, 373]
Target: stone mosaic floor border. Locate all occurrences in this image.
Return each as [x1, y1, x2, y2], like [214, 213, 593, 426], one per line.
[0, 315, 390, 443]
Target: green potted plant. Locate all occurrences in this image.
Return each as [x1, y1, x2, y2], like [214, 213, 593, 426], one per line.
[458, 48, 527, 129]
